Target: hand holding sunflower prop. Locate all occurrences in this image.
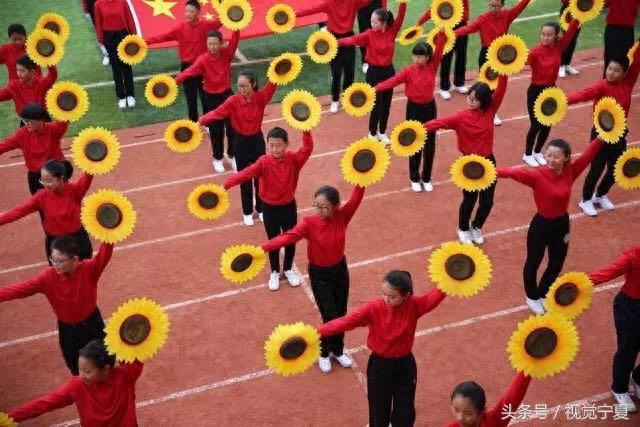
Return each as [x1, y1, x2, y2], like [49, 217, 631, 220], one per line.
[342, 83, 376, 117]
[36, 12, 70, 43]
[398, 26, 424, 46]
[559, 8, 577, 32]
[614, 148, 640, 190]
[568, 0, 604, 24]
[478, 63, 499, 90]
[264, 322, 320, 376]
[450, 155, 497, 192]
[26, 28, 65, 67]
[430, 0, 464, 28]
[533, 87, 568, 127]
[306, 30, 338, 64]
[593, 97, 626, 143]
[266, 3, 296, 34]
[544, 272, 593, 320]
[0, 412, 16, 427]
[117, 35, 148, 65]
[81, 189, 137, 243]
[267, 53, 303, 85]
[390, 120, 426, 157]
[145, 75, 179, 108]
[486, 34, 528, 76]
[282, 90, 322, 131]
[219, 0, 253, 31]
[341, 137, 391, 187]
[220, 244, 267, 283]
[428, 242, 492, 297]
[45, 81, 89, 122]
[164, 119, 203, 153]
[71, 127, 120, 175]
[426, 26, 456, 55]
[187, 184, 230, 220]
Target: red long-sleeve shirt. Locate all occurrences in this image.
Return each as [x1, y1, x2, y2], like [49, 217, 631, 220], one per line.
[261, 185, 365, 267]
[497, 139, 603, 219]
[199, 82, 277, 136]
[417, 0, 470, 25]
[444, 372, 532, 427]
[146, 19, 222, 63]
[0, 121, 67, 172]
[94, 0, 136, 44]
[318, 289, 446, 358]
[175, 31, 239, 94]
[0, 42, 41, 81]
[298, 0, 371, 35]
[338, 3, 406, 67]
[0, 66, 57, 115]
[424, 76, 507, 156]
[527, 19, 579, 86]
[589, 246, 640, 299]
[455, 0, 531, 47]
[605, 0, 640, 27]
[0, 173, 93, 236]
[0, 243, 113, 323]
[224, 131, 313, 205]
[374, 32, 445, 103]
[10, 361, 143, 426]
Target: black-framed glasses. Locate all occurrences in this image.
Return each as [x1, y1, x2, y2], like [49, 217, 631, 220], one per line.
[49, 255, 73, 266]
[312, 203, 330, 211]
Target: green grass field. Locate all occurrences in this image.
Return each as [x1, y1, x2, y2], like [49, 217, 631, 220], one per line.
[0, 0, 611, 138]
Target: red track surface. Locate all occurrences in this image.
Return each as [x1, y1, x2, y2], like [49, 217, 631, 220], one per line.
[0, 47, 638, 426]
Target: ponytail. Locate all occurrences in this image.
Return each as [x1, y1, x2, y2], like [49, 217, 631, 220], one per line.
[373, 8, 394, 28]
[384, 270, 413, 296]
[43, 159, 73, 181]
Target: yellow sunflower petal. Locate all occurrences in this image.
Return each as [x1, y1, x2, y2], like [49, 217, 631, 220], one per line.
[104, 297, 170, 363]
[164, 119, 203, 153]
[593, 97, 626, 143]
[340, 137, 391, 187]
[0, 413, 16, 427]
[71, 127, 120, 175]
[264, 322, 321, 376]
[398, 26, 424, 46]
[533, 87, 568, 126]
[559, 7, 576, 32]
[450, 155, 497, 192]
[267, 52, 303, 85]
[628, 41, 639, 65]
[219, 0, 253, 31]
[545, 272, 593, 320]
[36, 12, 70, 43]
[430, 0, 464, 28]
[211, 0, 222, 12]
[187, 184, 230, 220]
[220, 244, 267, 283]
[390, 120, 426, 157]
[26, 28, 64, 67]
[486, 34, 528, 76]
[478, 62, 499, 90]
[568, 0, 604, 23]
[341, 82, 376, 117]
[117, 35, 147, 65]
[426, 26, 456, 55]
[45, 81, 89, 122]
[507, 313, 579, 378]
[428, 241, 492, 297]
[614, 148, 640, 190]
[266, 3, 296, 34]
[306, 30, 338, 64]
[145, 74, 178, 108]
[81, 189, 137, 243]
[281, 90, 322, 131]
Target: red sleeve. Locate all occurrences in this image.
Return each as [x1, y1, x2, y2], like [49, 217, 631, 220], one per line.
[558, 19, 580, 51]
[297, 1, 327, 18]
[567, 81, 604, 105]
[497, 166, 538, 187]
[589, 249, 633, 285]
[259, 82, 277, 106]
[51, 120, 70, 139]
[175, 57, 205, 84]
[375, 68, 407, 93]
[0, 194, 40, 226]
[205, 18, 222, 32]
[486, 372, 532, 426]
[432, 30, 447, 68]
[89, 242, 114, 280]
[71, 173, 93, 199]
[124, 1, 136, 35]
[340, 185, 365, 224]
[506, 0, 532, 24]
[571, 139, 603, 180]
[223, 31, 240, 61]
[41, 66, 58, 91]
[0, 45, 7, 64]
[261, 220, 309, 253]
[223, 158, 263, 189]
[424, 111, 460, 132]
[413, 289, 446, 317]
[81, 0, 88, 13]
[95, 2, 105, 43]
[391, 2, 407, 35]
[199, 96, 233, 125]
[339, 31, 369, 47]
[454, 16, 482, 37]
[490, 75, 508, 114]
[120, 360, 144, 383]
[146, 26, 178, 45]
[0, 130, 21, 155]
[293, 131, 314, 168]
[417, 9, 431, 25]
[9, 380, 75, 422]
[0, 84, 12, 101]
[624, 40, 640, 85]
[0, 270, 47, 302]
[318, 301, 373, 336]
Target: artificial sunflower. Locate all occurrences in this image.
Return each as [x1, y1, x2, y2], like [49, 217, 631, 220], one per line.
[211, 0, 222, 11]
[145, 74, 178, 108]
[117, 35, 147, 65]
[104, 298, 170, 363]
[486, 34, 528, 76]
[398, 26, 424, 46]
[219, 0, 253, 31]
[390, 120, 426, 157]
[220, 244, 267, 283]
[340, 137, 391, 187]
[0, 413, 16, 427]
[533, 87, 568, 127]
[71, 127, 120, 175]
[450, 154, 497, 192]
[25, 28, 64, 67]
[187, 184, 230, 220]
[614, 148, 640, 190]
[267, 52, 303, 85]
[81, 189, 137, 243]
[341, 82, 376, 117]
[430, 0, 464, 28]
[306, 30, 338, 64]
[428, 241, 492, 297]
[45, 81, 89, 122]
[264, 322, 321, 377]
[478, 62, 499, 90]
[507, 313, 579, 378]
[545, 272, 593, 320]
[426, 26, 456, 55]
[164, 119, 203, 153]
[568, 0, 604, 23]
[266, 3, 296, 34]
[593, 97, 626, 143]
[628, 41, 638, 64]
[559, 7, 575, 31]
[281, 90, 322, 131]
[36, 12, 70, 43]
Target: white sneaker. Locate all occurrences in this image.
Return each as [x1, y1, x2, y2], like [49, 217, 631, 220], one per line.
[540, 297, 547, 311]
[493, 115, 502, 126]
[523, 154, 539, 167]
[533, 152, 546, 166]
[320, 26, 328, 33]
[457, 229, 473, 244]
[258, 212, 264, 222]
[329, 101, 339, 114]
[243, 214, 254, 226]
[631, 375, 640, 398]
[268, 271, 280, 291]
[333, 353, 353, 368]
[213, 159, 225, 173]
[593, 195, 615, 211]
[229, 157, 237, 171]
[612, 391, 637, 413]
[126, 96, 136, 107]
[438, 89, 452, 100]
[283, 269, 300, 287]
[367, 133, 377, 140]
[469, 224, 484, 245]
[526, 298, 545, 315]
[318, 356, 332, 373]
[579, 199, 598, 217]
[118, 98, 127, 109]
[565, 65, 580, 75]
[453, 85, 469, 94]
[362, 63, 369, 74]
[102, 55, 110, 66]
[558, 66, 566, 78]
[376, 133, 390, 144]
[422, 182, 433, 192]
[411, 182, 422, 192]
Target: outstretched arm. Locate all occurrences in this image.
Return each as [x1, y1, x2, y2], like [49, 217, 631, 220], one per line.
[0, 272, 46, 303]
[223, 160, 262, 189]
[199, 96, 233, 125]
[175, 59, 204, 84]
[0, 195, 40, 226]
[571, 139, 604, 181]
[341, 185, 365, 224]
[9, 381, 75, 422]
[318, 301, 372, 336]
[506, 0, 533, 24]
[414, 288, 446, 317]
[374, 69, 407, 93]
[261, 221, 309, 253]
[338, 31, 369, 48]
[589, 248, 633, 285]
[567, 81, 604, 105]
[497, 166, 537, 188]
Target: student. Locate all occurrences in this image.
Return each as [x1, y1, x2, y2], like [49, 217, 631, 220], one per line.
[339, 2, 406, 144]
[558, 0, 581, 78]
[176, 29, 239, 173]
[224, 128, 313, 290]
[0, 159, 94, 262]
[523, 19, 579, 167]
[375, 36, 445, 193]
[602, 0, 640, 75]
[0, 237, 113, 375]
[318, 270, 446, 426]
[262, 184, 365, 373]
[356, 0, 386, 74]
[424, 76, 508, 245]
[9, 340, 143, 426]
[567, 47, 640, 217]
[497, 138, 604, 314]
[0, 24, 39, 82]
[589, 245, 640, 413]
[82, 0, 110, 65]
[199, 72, 277, 226]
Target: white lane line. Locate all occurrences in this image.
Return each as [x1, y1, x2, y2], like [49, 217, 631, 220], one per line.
[513, 12, 559, 23]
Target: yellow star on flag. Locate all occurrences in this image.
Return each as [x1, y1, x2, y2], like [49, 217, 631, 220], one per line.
[143, 0, 178, 18]
[204, 12, 214, 21]
[198, 0, 208, 6]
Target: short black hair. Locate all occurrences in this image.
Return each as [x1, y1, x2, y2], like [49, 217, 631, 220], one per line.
[384, 270, 413, 296]
[548, 138, 572, 158]
[185, 0, 201, 11]
[16, 53, 37, 70]
[8, 23, 26, 37]
[43, 159, 74, 181]
[608, 55, 630, 72]
[452, 381, 487, 412]
[207, 30, 223, 41]
[314, 185, 340, 206]
[542, 21, 561, 37]
[51, 235, 80, 257]
[468, 82, 493, 111]
[412, 42, 433, 59]
[267, 127, 289, 143]
[20, 102, 48, 120]
[79, 340, 116, 369]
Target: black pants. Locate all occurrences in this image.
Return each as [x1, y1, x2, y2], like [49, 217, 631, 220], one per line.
[309, 257, 349, 357]
[234, 132, 265, 215]
[559, 4, 580, 66]
[604, 24, 635, 76]
[203, 89, 235, 160]
[406, 100, 436, 183]
[180, 61, 207, 122]
[357, 0, 383, 63]
[58, 308, 106, 375]
[366, 64, 395, 135]
[367, 353, 417, 427]
[582, 128, 627, 200]
[27, 170, 44, 195]
[330, 32, 356, 102]
[478, 46, 489, 69]
[86, 0, 97, 24]
[523, 214, 569, 299]
[439, 21, 468, 90]
[263, 201, 297, 272]
[525, 84, 552, 155]
[45, 228, 93, 265]
[103, 30, 134, 99]
[612, 292, 640, 393]
[459, 154, 496, 231]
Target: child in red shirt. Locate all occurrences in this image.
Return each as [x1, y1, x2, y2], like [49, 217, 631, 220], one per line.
[602, 0, 640, 76]
[0, 24, 40, 82]
[558, 0, 581, 77]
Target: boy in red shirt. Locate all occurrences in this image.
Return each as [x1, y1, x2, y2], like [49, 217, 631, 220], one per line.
[603, 0, 640, 76]
[0, 24, 39, 82]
